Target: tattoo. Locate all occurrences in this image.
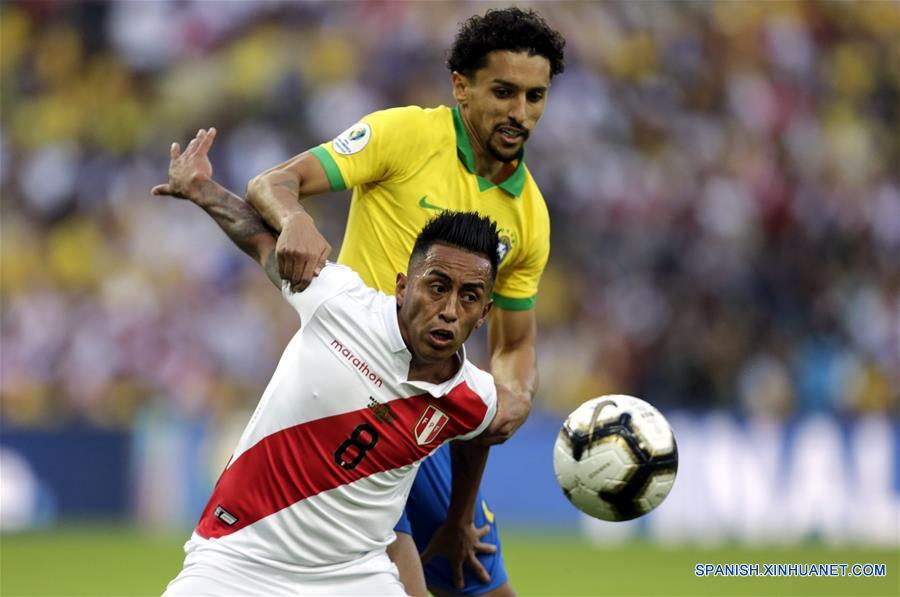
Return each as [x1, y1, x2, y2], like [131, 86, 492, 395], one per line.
[201, 185, 275, 237]
[196, 181, 279, 287]
[263, 249, 280, 287]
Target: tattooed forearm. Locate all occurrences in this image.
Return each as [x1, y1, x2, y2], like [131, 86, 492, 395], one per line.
[195, 180, 280, 287]
[262, 248, 280, 287]
[201, 184, 274, 239]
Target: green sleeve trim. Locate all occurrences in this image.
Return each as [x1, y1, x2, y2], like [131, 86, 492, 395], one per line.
[310, 146, 347, 191]
[492, 293, 536, 310]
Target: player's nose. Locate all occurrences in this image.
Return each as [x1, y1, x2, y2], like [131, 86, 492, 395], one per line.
[508, 94, 527, 123]
[438, 295, 460, 323]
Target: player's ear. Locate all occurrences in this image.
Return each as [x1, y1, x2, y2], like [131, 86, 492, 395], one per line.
[395, 272, 408, 306]
[451, 71, 469, 105]
[474, 300, 493, 329]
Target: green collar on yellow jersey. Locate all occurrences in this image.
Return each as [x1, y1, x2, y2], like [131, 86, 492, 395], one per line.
[452, 105, 526, 197]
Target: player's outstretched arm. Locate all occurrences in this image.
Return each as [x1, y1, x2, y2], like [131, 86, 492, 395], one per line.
[420, 440, 496, 589]
[151, 128, 281, 288]
[246, 151, 333, 292]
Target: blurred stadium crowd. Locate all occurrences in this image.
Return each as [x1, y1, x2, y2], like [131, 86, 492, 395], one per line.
[1, 1, 897, 428]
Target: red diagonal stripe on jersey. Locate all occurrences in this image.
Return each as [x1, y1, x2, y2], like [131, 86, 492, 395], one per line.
[196, 381, 488, 539]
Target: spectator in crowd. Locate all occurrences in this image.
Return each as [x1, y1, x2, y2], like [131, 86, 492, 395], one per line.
[1, 1, 897, 426]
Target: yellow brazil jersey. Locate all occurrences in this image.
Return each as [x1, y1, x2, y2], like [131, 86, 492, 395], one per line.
[309, 105, 550, 311]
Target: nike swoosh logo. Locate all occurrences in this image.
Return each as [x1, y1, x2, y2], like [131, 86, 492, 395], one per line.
[481, 500, 495, 524]
[418, 196, 444, 211]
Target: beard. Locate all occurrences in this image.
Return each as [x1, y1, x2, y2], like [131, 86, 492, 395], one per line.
[487, 129, 529, 163]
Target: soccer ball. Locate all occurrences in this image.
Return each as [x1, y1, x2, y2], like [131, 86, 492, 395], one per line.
[553, 394, 678, 521]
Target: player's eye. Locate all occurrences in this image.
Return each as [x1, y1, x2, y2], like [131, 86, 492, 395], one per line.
[527, 90, 545, 102]
[430, 283, 445, 294]
[493, 87, 512, 98]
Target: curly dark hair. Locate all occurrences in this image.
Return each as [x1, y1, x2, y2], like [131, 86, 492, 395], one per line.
[447, 7, 566, 79]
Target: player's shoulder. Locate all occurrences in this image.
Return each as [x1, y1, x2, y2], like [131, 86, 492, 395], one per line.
[460, 361, 497, 402]
[317, 263, 401, 322]
[451, 362, 498, 437]
[281, 262, 376, 320]
[310, 262, 361, 291]
[363, 105, 452, 136]
[316, 262, 384, 304]
[367, 104, 450, 120]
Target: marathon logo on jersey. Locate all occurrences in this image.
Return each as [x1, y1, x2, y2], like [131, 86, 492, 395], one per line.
[332, 122, 371, 155]
[414, 405, 450, 446]
[331, 339, 384, 388]
[214, 505, 238, 526]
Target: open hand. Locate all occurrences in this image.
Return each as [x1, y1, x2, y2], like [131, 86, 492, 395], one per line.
[151, 128, 216, 203]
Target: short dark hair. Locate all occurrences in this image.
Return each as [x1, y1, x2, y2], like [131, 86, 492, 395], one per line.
[447, 7, 566, 79]
[410, 211, 500, 281]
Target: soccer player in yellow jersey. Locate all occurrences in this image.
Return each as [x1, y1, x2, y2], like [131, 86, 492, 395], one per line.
[246, 8, 565, 596]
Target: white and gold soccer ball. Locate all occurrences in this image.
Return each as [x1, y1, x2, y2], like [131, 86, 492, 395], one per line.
[553, 394, 678, 521]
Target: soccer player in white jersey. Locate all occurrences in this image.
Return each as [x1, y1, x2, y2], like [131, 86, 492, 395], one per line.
[246, 9, 566, 594]
[152, 129, 500, 596]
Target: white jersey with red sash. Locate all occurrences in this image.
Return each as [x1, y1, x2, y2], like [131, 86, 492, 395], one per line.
[185, 263, 497, 574]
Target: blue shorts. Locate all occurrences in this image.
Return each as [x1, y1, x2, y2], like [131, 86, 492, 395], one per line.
[395, 443, 507, 595]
